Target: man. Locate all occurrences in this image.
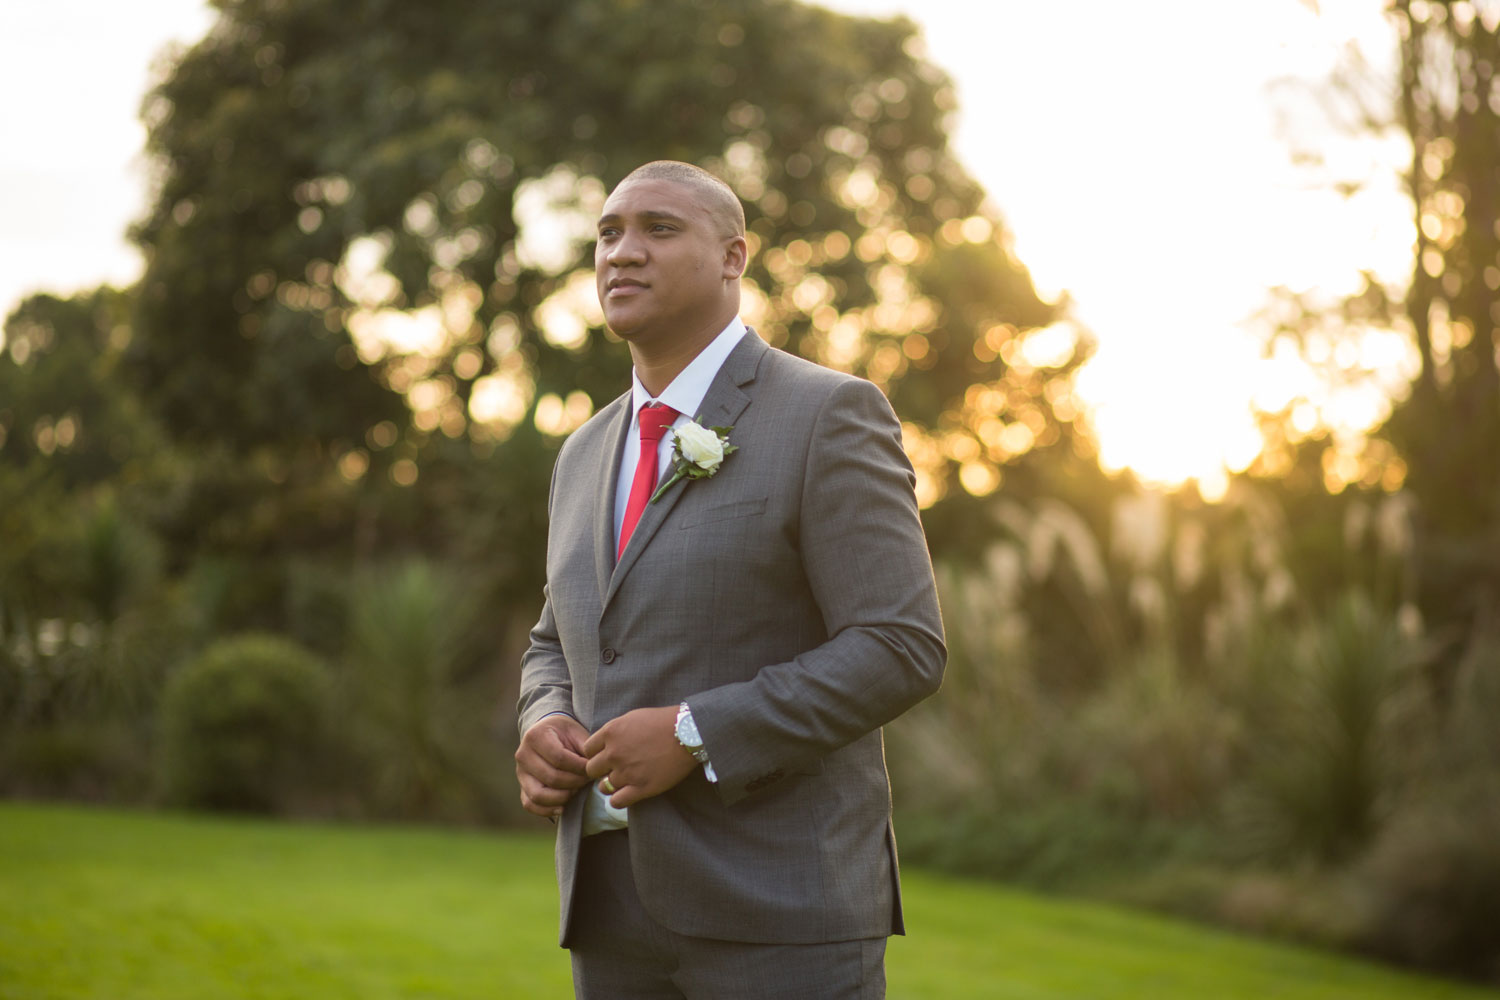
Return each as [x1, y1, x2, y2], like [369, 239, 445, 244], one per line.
[515, 159, 945, 999]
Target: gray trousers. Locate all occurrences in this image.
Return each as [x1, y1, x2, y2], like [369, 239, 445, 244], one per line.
[569, 830, 887, 1000]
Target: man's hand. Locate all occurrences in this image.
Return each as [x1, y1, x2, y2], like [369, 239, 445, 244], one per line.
[515, 714, 591, 818]
[583, 706, 697, 808]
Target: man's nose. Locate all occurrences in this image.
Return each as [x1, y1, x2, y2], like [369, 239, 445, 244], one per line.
[606, 231, 647, 264]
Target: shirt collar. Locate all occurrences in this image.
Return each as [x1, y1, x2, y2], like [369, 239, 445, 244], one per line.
[629, 316, 747, 421]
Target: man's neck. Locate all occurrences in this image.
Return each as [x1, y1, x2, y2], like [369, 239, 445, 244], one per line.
[628, 315, 733, 397]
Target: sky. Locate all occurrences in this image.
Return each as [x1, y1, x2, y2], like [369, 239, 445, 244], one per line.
[0, 0, 1414, 492]
[0, 1, 216, 313]
[817, 0, 1413, 494]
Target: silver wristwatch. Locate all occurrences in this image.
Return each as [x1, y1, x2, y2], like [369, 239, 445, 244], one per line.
[675, 703, 718, 782]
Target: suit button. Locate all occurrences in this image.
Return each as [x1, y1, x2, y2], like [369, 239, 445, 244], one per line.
[601, 647, 617, 664]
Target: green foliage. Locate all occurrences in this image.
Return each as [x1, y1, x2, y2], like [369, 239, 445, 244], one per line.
[340, 559, 513, 822]
[157, 633, 333, 813]
[0, 290, 170, 639]
[1435, 620, 1500, 788]
[1076, 645, 1243, 821]
[77, 493, 164, 626]
[1347, 624, 1500, 981]
[893, 487, 1498, 983]
[896, 800, 1194, 891]
[120, 0, 1074, 616]
[1353, 802, 1500, 983]
[0, 528, 193, 803]
[890, 551, 1226, 888]
[0, 721, 147, 801]
[1238, 591, 1427, 863]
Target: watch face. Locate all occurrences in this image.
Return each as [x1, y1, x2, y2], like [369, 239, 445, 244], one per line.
[676, 712, 702, 748]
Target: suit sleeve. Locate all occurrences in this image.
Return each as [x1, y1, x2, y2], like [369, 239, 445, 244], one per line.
[516, 461, 578, 735]
[516, 583, 578, 735]
[686, 377, 946, 805]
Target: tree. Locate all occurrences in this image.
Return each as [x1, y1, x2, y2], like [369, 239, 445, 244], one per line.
[0, 290, 166, 639]
[123, 0, 1086, 610]
[1379, 0, 1500, 638]
[1263, 0, 1500, 641]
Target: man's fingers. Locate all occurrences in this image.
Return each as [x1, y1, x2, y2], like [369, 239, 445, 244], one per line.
[550, 713, 590, 745]
[516, 740, 590, 789]
[515, 768, 569, 804]
[582, 724, 607, 758]
[518, 717, 590, 778]
[516, 768, 575, 810]
[533, 729, 589, 775]
[608, 782, 645, 809]
[584, 752, 613, 780]
[538, 743, 589, 776]
[523, 759, 590, 792]
[575, 706, 694, 808]
[513, 720, 591, 823]
[519, 795, 563, 819]
[518, 789, 562, 818]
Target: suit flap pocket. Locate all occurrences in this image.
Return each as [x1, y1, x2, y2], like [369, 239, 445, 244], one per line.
[676, 496, 768, 529]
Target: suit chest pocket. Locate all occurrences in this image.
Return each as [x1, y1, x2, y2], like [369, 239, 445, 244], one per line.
[675, 496, 768, 529]
[667, 494, 796, 613]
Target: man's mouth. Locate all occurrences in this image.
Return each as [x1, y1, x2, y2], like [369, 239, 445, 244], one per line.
[607, 278, 647, 294]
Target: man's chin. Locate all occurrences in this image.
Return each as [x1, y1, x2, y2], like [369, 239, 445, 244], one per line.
[601, 311, 651, 343]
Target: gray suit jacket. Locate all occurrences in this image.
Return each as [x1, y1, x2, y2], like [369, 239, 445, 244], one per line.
[518, 329, 946, 946]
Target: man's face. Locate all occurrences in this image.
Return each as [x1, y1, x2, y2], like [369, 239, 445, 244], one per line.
[594, 178, 738, 344]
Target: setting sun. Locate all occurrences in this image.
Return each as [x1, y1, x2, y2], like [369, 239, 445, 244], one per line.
[821, 0, 1416, 491]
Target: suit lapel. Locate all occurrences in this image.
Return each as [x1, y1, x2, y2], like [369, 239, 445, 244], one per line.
[602, 331, 766, 611]
[594, 391, 634, 602]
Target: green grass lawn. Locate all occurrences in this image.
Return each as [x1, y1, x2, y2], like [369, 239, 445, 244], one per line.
[1, 802, 1493, 999]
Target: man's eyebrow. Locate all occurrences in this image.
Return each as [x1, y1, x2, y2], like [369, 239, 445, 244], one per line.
[597, 209, 690, 228]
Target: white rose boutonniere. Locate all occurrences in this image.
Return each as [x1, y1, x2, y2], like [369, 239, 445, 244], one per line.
[650, 417, 737, 504]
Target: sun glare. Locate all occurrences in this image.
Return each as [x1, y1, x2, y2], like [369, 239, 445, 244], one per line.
[1076, 334, 1270, 495]
[836, 0, 1416, 492]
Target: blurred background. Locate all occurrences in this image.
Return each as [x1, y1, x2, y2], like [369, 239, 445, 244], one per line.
[1, 0, 1497, 985]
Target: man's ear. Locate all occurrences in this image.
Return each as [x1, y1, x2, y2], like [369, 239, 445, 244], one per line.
[722, 236, 748, 280]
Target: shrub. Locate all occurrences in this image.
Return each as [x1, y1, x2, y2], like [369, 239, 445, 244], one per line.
[1236, 591, 1426, 862]
[1353, 802, 1500, 983]
[1351, 624, 1500, 982]
[0, 589, 196, 803]
[1074, 643, 1242, 822]
[0, 720, 149, 801]
[894, 797, 1195, 889]
[157, 632, 332, 813]
[342, 560, 512, 822]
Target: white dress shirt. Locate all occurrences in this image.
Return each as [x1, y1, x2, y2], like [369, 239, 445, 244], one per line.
[585, 316, 746, 835]
[611, 316, 748, 548]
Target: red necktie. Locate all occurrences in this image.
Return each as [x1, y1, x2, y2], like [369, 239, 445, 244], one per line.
[619, 403, 679, 557]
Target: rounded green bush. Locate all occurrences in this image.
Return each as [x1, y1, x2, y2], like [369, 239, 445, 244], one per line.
[157, 633, 331, 813]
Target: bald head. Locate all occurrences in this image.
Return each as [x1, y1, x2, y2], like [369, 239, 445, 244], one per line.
[594, 160, 748, 386]
[620, 160, 746, 240]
